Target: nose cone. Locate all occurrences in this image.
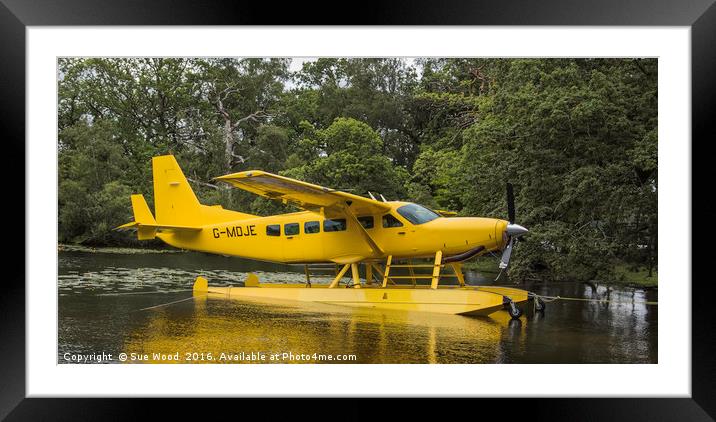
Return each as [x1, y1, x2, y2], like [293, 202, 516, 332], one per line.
[506, 223, 529, 237]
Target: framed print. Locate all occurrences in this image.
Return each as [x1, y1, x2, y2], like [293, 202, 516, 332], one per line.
[2, 0, 714, 419]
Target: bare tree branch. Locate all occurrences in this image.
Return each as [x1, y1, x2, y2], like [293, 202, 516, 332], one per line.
[230, 152, 247, 164]
[187, 176, 227, 190]
[231, 110, 271, 129]
[219, 86, 238, 102]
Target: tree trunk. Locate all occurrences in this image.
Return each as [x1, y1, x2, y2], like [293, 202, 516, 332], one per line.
[223, 118, 233, 172]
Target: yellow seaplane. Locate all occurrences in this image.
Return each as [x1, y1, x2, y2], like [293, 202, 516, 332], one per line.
[118, 155, 539, 319]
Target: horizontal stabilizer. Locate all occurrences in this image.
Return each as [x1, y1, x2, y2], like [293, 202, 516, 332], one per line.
[116, 221, 141, 230]
[115, 222, 202, 232]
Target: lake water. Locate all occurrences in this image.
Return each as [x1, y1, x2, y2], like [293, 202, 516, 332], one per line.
[58, 249, 657, 364]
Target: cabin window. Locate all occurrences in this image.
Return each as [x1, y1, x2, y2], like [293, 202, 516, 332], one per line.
[284, 223, 299, 236]
[266, 224, 281, 236]
[324, 218, 347, 232]
[357, 216, 374, 229]
[382, 214, 404, 228]
[397, 203, 441, 225]
[304, 221, 320, 234]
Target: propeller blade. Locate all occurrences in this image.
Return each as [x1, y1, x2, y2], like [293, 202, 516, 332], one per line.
[499, 237, 515, 270]
[506, 183, 515, 224]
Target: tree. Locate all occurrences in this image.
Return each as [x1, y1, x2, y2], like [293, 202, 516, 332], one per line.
[283, 118, 408, 200]
[406, 147, 463, 210]
[196, 58, 290, 172]
[59, 120, 135, 245]
[289, 58, 420, 167]
[458, 59, 657, 281]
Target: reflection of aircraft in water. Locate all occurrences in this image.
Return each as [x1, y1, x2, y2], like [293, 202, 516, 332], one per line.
[122, 294, 527, 364]
[118, 155, 541, 319]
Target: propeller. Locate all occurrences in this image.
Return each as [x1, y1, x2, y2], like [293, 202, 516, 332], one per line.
[499, 237, 514, 270]
[497, 183, 528, 275]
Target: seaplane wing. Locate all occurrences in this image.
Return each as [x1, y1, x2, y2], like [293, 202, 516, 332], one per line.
[214, 170, 391, 217]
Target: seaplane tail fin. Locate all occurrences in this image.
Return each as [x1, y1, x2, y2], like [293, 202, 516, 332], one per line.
[118, 155, 256, 241]
[115, 194, 203, 240]
[152, 155, 205, 227]
[151, 154, 256, 225]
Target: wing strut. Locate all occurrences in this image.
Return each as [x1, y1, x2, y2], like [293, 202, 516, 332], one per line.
[341, 204, 384, 256]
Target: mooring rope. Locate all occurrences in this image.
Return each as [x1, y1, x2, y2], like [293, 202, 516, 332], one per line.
[529, 292, 658, 306]
[98, 289, 194, 296]
[134, 294, 206, 312]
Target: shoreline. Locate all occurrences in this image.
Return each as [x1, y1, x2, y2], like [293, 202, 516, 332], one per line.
[58, 243, 183, 255]
[462, 259, 658, 290]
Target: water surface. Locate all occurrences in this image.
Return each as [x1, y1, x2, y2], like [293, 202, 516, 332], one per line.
[58, 249, 657, 364]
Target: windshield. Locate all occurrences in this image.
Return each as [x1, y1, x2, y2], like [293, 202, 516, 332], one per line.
[397, 203, 441, 225]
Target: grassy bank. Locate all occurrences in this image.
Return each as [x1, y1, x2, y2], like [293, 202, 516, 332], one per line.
[612, 265, 658, 288]
[461, 258, 500, 273]
[58, 243, 183, 254]
[462, 257, 657, 288]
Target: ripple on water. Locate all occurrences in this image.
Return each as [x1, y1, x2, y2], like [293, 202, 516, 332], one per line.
[58, 265, 336, 295]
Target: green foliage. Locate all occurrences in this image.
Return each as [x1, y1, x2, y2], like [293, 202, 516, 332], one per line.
[457, 59, 657, 282]
[58, 57, 657, 284]
[247, 125, 292, 173]
[406, 148, 462, 209]
[59, 120, 137, 245]
[289, 58, 419, 167]
[282, 118, 408, 200]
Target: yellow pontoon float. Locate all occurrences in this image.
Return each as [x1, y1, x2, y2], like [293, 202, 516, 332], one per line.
[192, 256, 531, 318]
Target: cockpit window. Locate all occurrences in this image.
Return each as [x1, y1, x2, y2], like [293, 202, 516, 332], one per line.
[397, 203, 441, 225]
[382, 214, 403, 228]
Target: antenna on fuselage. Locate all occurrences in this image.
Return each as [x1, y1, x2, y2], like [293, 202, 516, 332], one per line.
[379, 194, 388, 202]
[368, 191, 377, 201]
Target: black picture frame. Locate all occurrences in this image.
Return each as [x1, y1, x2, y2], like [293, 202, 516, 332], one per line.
[1, 0, 713, 419]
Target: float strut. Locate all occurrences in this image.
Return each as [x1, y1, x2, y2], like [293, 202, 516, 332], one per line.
[350, 263, 361, 288]
[365, 263, 373, 286]
[382, 256, 393, 288]
[430, 251, 443, 289]
[329, 264, 351, 288]
[450, 262, 465, 287]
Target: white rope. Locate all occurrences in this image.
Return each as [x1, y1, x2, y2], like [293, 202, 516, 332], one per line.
[98, 289, 194, 296]
[134, 294, 205, 312]
[528, 292, 657, 306]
